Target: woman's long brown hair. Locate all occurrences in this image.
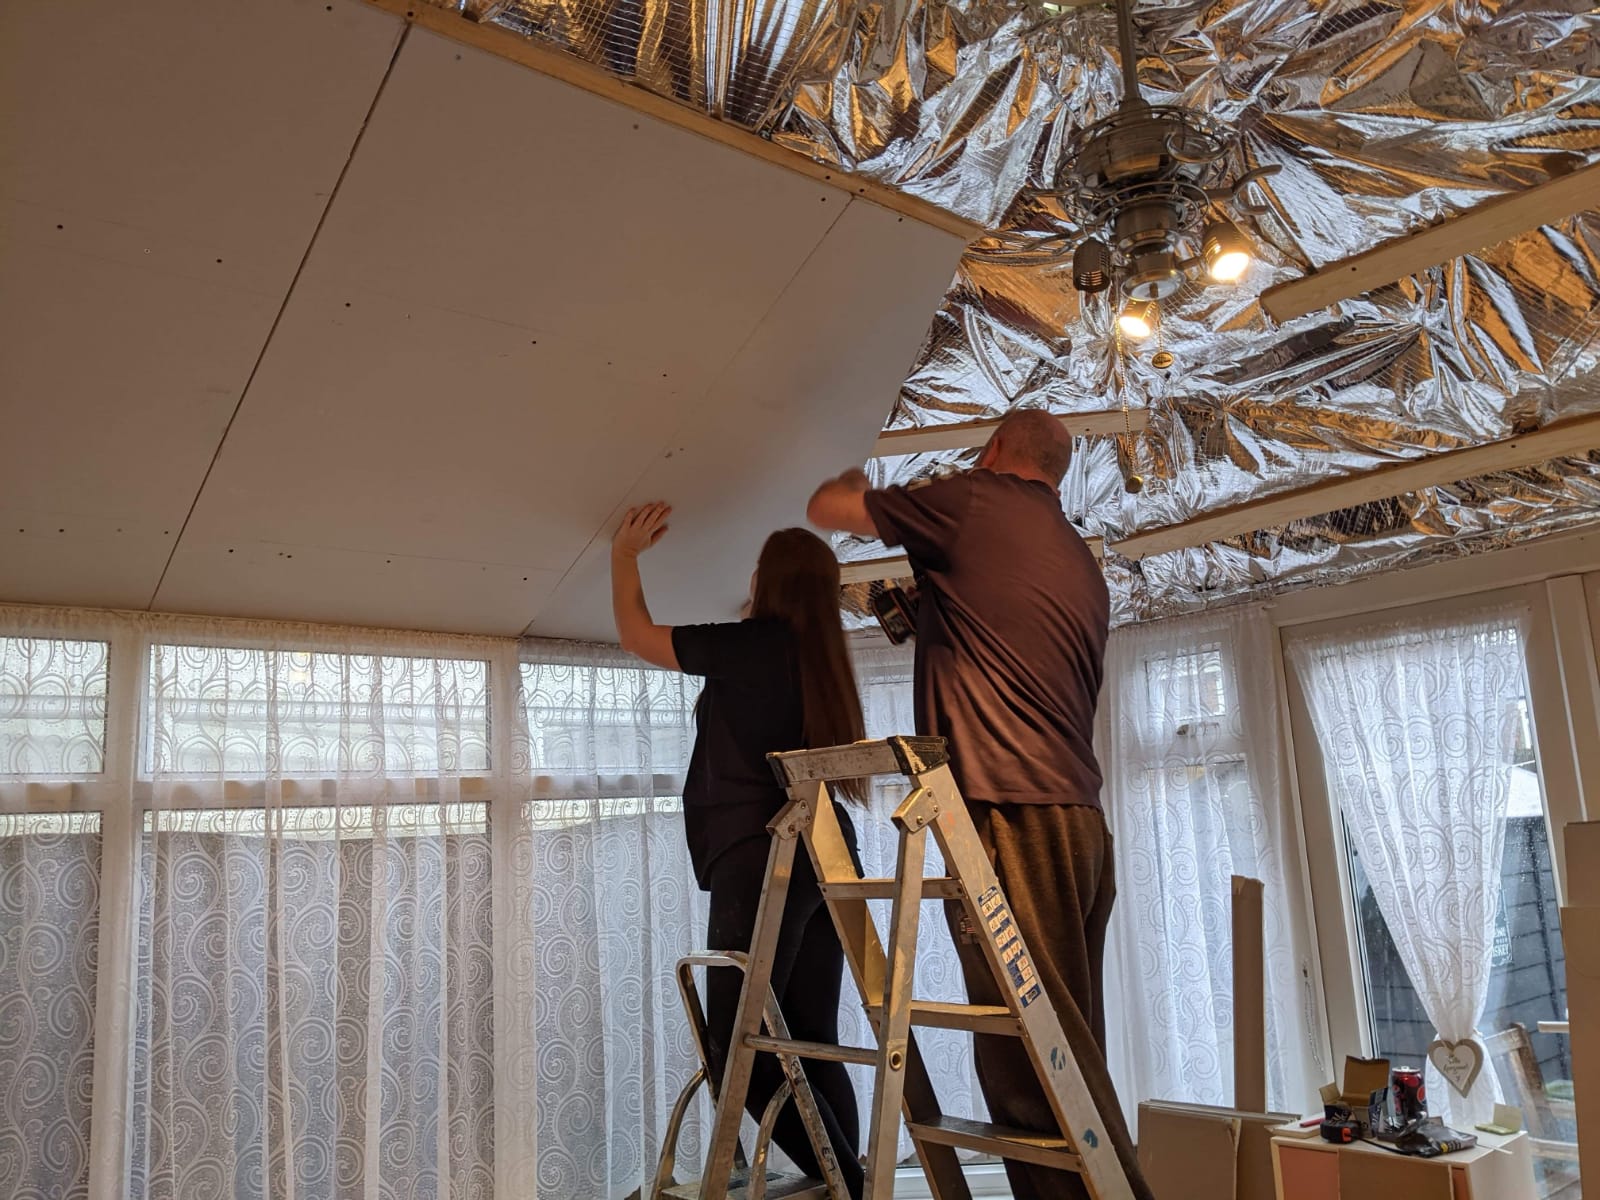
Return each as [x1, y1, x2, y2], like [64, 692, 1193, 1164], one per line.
[749, 528, 867, 803]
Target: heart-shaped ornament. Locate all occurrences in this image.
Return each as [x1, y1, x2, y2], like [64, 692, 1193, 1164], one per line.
[1427, 1037, 1485, 1098]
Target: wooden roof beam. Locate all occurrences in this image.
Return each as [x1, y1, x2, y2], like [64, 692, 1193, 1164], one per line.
[358, 0, 983, 242]
[872, 409, 1147, 458]
[839, 536, 1105, 585]
[1108, 412, 1600, 561]
[1259, 158, 1600, 323]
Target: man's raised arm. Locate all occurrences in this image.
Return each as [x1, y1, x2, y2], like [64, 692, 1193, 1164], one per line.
[806, 468, 879, 538]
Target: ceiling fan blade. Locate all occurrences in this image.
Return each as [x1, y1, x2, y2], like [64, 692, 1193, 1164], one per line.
[1258, 157, 1600, 323]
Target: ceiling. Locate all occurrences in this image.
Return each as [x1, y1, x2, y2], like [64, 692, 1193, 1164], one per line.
[0, 0, 966, 640]
[471, 0, 1600, 623]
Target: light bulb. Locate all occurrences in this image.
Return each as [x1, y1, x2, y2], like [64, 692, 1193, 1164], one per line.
[1209, 248, 1250, 281]
[1118, 300, 1157, 341]
[1073, 237, 1113, 294]
[1203, 216, 1252, 282]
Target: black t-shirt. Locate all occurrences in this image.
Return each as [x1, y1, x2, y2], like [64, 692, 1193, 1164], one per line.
[672, 618, 859, 888]
[864, 468, 1109, 807]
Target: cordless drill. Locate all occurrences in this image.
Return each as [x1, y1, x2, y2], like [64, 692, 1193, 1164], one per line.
[870, 582, 918, 644]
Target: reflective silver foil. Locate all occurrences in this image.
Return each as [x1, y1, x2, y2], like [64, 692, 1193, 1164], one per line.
[449, 0, 1600, 622]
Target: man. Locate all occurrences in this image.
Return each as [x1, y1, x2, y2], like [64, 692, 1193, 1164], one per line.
[806, 407, 1152, 1200]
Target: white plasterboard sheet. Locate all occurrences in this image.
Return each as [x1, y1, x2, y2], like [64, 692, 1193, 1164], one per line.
[0, 0, 403, 608]
[158, 25, 858, 634]
[526, 197, 967, 641]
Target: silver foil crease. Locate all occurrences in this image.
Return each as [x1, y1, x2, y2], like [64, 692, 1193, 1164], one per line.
[439, 0, 1600, 622]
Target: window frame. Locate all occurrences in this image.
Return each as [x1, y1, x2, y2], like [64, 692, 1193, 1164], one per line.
[1279, 582, 1584, 1065]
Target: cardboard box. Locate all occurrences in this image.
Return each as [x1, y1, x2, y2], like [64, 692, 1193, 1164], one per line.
[1561, 904, 1599, 1183]
[1319, 1056, 1390, 1134]
[1137, 1101, 1295, 1200]
[1568, 820, 1600, 906]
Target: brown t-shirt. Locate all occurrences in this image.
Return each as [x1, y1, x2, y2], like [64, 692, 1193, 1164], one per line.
[864, 469, 1109, 806]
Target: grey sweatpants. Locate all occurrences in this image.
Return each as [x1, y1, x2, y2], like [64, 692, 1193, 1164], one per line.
[944, 802, 1155, 1200]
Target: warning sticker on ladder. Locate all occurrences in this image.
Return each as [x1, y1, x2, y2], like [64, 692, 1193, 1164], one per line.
[976, 886, 1043, 1008]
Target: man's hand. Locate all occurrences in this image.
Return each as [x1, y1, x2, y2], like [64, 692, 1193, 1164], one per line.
[613, 502, 671, 559]
[807, 469, 879, 537]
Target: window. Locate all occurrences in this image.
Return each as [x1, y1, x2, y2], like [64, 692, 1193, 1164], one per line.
[146, 644, 490, 777]
[0, 812, 102, 1200]
[514, 651, 706, 1196]
[0, 636, 108, 776]
[1102, 612, 1316, 1120]
[1288, 601, 1579, 1196]
[129, 802, 493, 1200]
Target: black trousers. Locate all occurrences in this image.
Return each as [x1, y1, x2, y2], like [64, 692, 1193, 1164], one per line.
[945, 802, 1155, 1200]
[704, 838, 864, 1200]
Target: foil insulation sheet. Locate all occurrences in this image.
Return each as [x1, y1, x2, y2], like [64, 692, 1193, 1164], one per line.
[440, 0, 1600, 621]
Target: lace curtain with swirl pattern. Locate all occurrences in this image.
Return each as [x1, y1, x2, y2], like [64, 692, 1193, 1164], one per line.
[131, 637, 498, 1200]
[0, 635, 107, 776]
[0, 813, 102, 1200]
[1288, 605, 1531, 1126]
[510, 645, 707, 1198]
[1099, 608, 1316, 1125]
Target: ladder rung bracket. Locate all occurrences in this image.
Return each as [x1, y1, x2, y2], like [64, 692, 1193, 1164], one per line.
[767, 736, 948, 785]
[875, 1000, 1020, 1036]
[908, 1115, 1084, 1172]
[819, 877, 964, 901]
[744, 1034, 878, 1066]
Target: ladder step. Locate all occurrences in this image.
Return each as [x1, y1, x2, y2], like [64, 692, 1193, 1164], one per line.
[908, 1115, 1084, 1173]
[662, 1174, 830, 1199]
[819, 876, 965, 900]
[867, 1000, 1021, 1036]
[744, 1034, 878, 1066]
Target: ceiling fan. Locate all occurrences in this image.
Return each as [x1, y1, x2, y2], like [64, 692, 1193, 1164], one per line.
[976, 0, 1281, 342]
[992, 1, 1599, 334]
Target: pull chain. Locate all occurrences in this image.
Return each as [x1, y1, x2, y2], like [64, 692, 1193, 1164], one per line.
[1114, 323, 1144, 494]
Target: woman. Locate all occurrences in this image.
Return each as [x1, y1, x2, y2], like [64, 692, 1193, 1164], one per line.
[611, 501, 866, 1199]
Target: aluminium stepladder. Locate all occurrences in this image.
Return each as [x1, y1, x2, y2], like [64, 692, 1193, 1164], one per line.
[695, 735, 1136, 1200]
[653, 951, 848, 1200]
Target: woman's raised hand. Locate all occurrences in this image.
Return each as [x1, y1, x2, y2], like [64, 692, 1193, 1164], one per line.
[612, 502, 672, 558]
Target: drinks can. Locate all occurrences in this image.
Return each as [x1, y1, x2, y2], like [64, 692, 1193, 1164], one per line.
[1391, 1066, 1426, 1124]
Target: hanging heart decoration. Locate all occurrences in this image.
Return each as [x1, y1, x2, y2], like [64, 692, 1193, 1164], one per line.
[1426, 1037, 1485, 1098]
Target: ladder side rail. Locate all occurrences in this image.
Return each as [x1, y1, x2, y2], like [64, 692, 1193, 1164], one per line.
[761, 972, 852, 1200]
[699, 825, 805, 1198]
[914, 764, 1136, 1200]
[748, 1082, 797, 1200]
[861, 790, 933, 1199]
[651, 1065, 710, 1200]
[795, 782, 974, 1200]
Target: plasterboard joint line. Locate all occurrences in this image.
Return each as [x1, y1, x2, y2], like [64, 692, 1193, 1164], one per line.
[145, 22, 413, 609]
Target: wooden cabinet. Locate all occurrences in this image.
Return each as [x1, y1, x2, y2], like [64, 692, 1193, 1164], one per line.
[1270, 1128, 1535, 1199]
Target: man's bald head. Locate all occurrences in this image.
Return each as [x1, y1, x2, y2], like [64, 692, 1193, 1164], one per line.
[978, 408, 1074, 487]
